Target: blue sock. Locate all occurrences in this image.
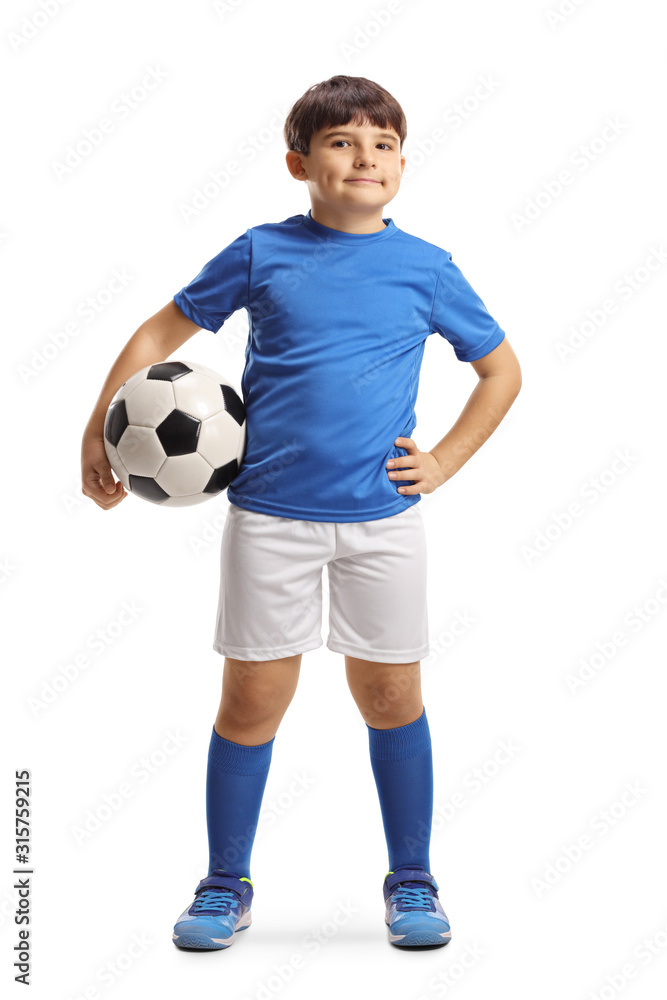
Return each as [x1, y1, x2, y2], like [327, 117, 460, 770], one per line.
[367, 706, 433, 873]
[206, 725, 274, 879]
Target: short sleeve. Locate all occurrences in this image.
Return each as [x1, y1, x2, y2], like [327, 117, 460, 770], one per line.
[173, 229, 251, 334]
[429, 251, 505, 361]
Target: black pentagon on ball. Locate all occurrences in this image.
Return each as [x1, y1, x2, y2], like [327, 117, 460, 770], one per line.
[128, 475, 170, 504]
[105, 399, 129, 447]
[156, 409, 201, 456]
[220, 384, 246, 426]
[203, 458, 240, 495]
[146, 361, 192, 381]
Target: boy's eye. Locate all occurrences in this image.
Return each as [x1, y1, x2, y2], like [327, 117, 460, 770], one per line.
[332, 141, 392, 149]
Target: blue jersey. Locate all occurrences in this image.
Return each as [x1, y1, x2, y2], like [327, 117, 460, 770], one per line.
[173, 209, 506, 523]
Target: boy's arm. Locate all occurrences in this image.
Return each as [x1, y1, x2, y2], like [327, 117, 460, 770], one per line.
[81, 300, 200, 510]
[427, 337, 522, 483]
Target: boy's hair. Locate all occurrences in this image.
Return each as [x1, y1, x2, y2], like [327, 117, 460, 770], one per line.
[284, 75, 407, 157]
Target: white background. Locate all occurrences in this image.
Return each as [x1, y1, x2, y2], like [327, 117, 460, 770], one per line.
[3, 0, 667, 997]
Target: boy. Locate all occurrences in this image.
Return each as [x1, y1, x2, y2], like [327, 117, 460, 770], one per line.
[80, 74, 521, 950]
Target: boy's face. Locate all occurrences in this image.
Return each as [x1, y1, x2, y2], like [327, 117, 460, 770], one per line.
[286, 119, 405, 223]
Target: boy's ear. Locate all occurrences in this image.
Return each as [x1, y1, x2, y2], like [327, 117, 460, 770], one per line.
[285, 150, 307, 180]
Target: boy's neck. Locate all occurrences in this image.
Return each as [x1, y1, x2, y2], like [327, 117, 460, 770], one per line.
[307, 205, 388, 235]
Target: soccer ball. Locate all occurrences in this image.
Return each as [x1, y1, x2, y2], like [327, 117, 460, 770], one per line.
[103, 360, 246, 507]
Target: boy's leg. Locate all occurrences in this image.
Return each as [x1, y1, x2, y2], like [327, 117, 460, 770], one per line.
[344, 656, 423, 729]
[345, 655, 432, 872]
[206, 505, 332, 883]
[206, 653, 302, 878]
[215, 653, 302, 744]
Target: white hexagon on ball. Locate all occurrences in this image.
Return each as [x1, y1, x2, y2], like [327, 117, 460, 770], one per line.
[173, 371, 226, 420]
[117, 426, 168, 477]
[155, 451, 214, 498]
[198, 411, 244, 469]
[125, 378, 176, 428]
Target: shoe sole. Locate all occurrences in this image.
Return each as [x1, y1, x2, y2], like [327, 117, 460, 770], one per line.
[386, 921, 451, 947]
[172, 912, 252, 950]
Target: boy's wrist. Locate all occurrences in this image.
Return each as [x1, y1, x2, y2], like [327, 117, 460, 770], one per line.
[84, 411, 106, 439]
[428, 448, 456, 480]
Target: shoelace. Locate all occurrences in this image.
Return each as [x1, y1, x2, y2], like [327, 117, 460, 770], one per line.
[192, 888, 239, 914]
[393, 884, 435, 909]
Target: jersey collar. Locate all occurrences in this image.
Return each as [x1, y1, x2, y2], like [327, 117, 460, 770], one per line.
[301, 208, 397, 244]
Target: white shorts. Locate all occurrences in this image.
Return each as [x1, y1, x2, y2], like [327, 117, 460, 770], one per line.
[212, 502, 430, 664]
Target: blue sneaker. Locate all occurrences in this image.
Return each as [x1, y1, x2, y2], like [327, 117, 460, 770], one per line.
[383, 866, 451, 947]
[172, 870, 253, 950]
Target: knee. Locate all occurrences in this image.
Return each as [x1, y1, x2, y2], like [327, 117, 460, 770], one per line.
[350, 663, 423, 729]
[221, 682, 278, 729]
[358, 682, 423, 728]
[216, 686, 279, 744]
[219, 655, 300, 732]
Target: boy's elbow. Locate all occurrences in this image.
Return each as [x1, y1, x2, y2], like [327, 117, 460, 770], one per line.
[498, 339, 522, 396]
